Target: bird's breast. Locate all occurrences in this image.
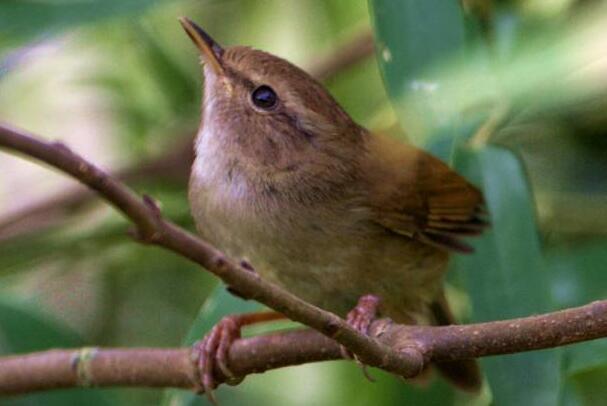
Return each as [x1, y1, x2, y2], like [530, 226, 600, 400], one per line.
[189, 150, 448, 323]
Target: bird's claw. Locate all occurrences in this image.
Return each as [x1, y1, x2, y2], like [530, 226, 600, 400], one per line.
[193, 315, 243, 405]
[341, 294, 381, 382]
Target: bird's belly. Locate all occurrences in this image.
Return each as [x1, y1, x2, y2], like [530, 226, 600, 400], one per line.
[190, 173, 448, 324]
[198, 211, 447, 323]
[249, 237, 447, 323]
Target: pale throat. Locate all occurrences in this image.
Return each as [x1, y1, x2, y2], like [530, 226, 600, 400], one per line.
[193, 106, 271, 210]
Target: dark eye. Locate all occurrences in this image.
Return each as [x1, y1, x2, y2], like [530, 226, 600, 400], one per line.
[251, 85, 278, 110]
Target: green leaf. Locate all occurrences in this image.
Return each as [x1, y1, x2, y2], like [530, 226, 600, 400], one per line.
[133, 26, 199, 118]
[333, 366, 457, 406]
[0, 298, 81, 353]
[180, 285, 264, 347]
[370, 0, 607, 151]
[369, 0, 466, 101]
[368, 0, 489, 145]
[452, 145, 560, 405]
[546, 241, 607, 379]
[0, 0, 170, 47]
[0, 297, 114, 405]
[547, 241, 607, 310]
[566, 367, 607, 406]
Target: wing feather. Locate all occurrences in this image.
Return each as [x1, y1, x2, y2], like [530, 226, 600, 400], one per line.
[366, 132, 488, 253]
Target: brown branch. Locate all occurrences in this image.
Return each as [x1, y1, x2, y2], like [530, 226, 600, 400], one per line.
[0, 138, 193, 241]
[1, 124, 607, 396]
[4, 26, 603, 399]
[373, 300, 607, 362]
[0, 27, 375, 241]
[0, 123, 418, 379]
[306, 28, 375, 81]
[0, 330, 340, 395]
[1, 299, 606, 395]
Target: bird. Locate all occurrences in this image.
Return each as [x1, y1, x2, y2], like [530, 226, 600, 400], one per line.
[180, 17, 486, 401]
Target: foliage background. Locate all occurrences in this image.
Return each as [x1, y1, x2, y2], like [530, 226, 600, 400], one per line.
[1, 0, 606, 405]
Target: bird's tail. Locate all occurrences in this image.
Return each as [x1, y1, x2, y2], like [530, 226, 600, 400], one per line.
[430, 293, 483, 393]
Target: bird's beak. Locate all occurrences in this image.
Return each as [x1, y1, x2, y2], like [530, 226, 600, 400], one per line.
[179, 17, 225, 76]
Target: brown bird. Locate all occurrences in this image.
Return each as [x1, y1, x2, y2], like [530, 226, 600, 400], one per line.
[180, 17, 486, 400]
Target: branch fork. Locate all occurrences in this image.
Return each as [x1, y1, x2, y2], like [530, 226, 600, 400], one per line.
[1, 123, 606, 396]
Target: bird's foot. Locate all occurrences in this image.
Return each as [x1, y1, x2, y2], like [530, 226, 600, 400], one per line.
[192, 315, 243, 405]
[341, 294, 381, 381]
[192, 311, 285, 404]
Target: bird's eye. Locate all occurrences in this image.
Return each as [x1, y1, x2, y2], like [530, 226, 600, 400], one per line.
[251, 85, 278, 110]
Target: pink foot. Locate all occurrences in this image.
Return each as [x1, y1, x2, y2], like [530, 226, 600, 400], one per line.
[341, 294, 381, 381]
[192, 311, 284, 403]
[193, 316, 242, 405]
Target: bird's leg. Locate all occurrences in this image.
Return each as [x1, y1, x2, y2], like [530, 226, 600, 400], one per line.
[192, 311, 286, 404]
[341, 294, 381, 381]
[343, 294, 381, 350]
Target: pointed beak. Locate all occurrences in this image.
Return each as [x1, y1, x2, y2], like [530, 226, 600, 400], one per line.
[179, 17, 225, 76]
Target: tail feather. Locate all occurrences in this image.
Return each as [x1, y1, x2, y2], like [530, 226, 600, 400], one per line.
[430, 293, 483, 393]
[434, 359, 482, 393]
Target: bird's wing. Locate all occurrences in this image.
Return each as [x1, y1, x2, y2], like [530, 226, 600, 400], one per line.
[365, 132, 487, 253]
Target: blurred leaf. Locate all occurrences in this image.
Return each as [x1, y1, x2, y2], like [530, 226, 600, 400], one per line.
[368, 0, 492, 145]
[334, 365, 457, 406]
[318, 0, 369, 40]
[370, 0, 607, 147]
[326, 58, 387, 126]
[0, 183, 193, 279]
[566, 367, 607, 406]
[563, 339, 607, 385]
[452, 145, 561, 405]
[546, 241, 607, 379]
[548, 241, 607, 310]
[0, 220, 124, 278]
[370, 2, 607, 401]
[0, 0, 170, 47]
[369, 0, 466, 101]
[558, 378, 584, 406]
[134, 25, 199, 117]
[370, 0, 465, 144]
[0, 298, 81, 353]
[495, 115, 607, 241]
[0, 298, 114, 405]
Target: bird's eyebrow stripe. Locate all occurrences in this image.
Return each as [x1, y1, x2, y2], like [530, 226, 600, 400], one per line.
[225, 67, 256, 91]
[225, 67, 315, 141]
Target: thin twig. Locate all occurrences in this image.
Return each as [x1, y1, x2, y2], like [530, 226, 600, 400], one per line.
[0, 139, 192, 241]
[307, 28, 375, 81]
